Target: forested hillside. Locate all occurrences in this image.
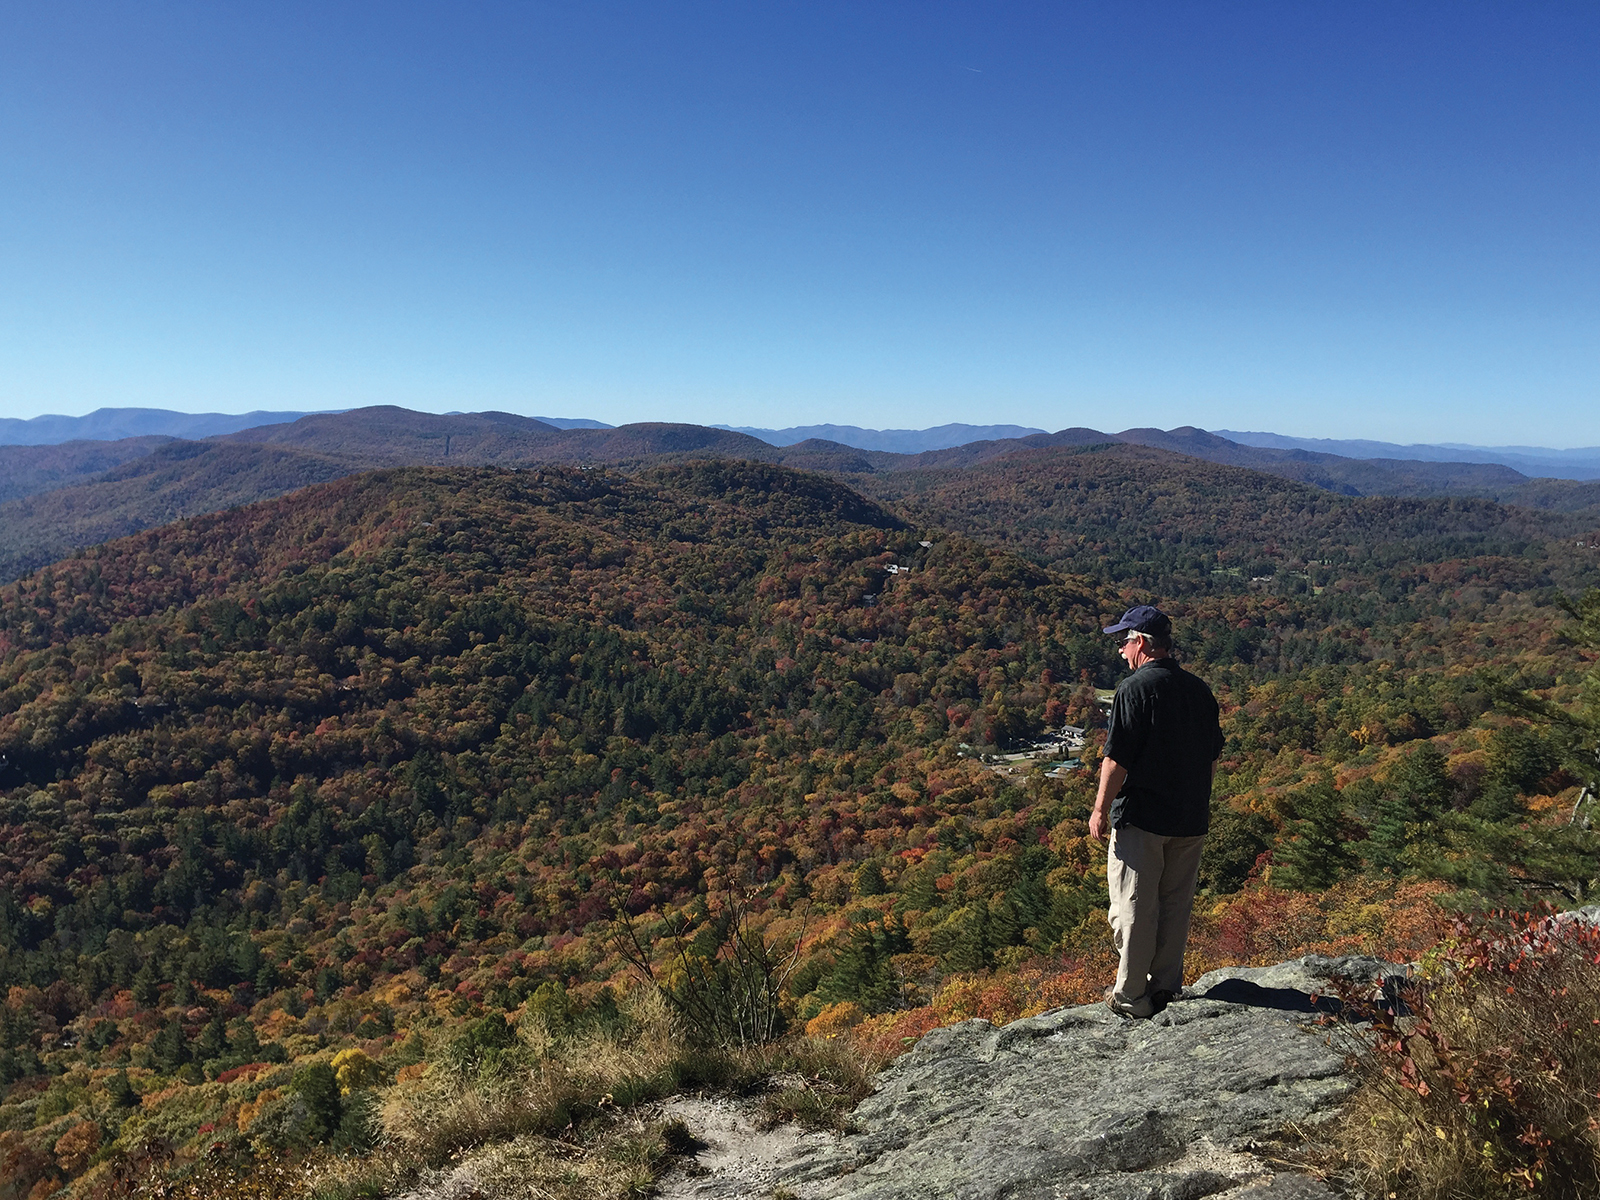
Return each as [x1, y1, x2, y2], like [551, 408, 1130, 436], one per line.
[0, 444, 358, 584]
[0, 440, 177, 507]
[868, 442, 1600, 583]
[0, 455, 1596, 1197]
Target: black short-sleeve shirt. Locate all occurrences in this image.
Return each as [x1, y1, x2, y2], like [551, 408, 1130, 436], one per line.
[1103, 657, 1224, 837]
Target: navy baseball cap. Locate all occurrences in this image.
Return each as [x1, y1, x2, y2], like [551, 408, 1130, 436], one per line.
[1102, 605, 1172, 637]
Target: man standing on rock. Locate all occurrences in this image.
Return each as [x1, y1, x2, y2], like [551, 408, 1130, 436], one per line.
[1089, 605, 1224, 1019]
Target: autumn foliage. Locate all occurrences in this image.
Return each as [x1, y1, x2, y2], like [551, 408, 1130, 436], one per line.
[0, 455, 1593, 1197]
[1332, 909, 1600, 1197]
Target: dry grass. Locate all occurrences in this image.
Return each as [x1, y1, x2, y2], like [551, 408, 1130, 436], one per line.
[1326, 911, 1600, 1199]
[326, 988, 878, 1200]
[89, 988, 884, 1200]
[375, 990, 696, 1167]
[753, 1036, 883, 1133]
[437, 1125, 665, 1200]
[301, 1118, 673, 1200]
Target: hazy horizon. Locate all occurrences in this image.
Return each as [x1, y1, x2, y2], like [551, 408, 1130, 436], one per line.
[5, 404, 1600, 455]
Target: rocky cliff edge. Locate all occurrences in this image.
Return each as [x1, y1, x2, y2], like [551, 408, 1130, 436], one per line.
[662, 955, 1407, 1200]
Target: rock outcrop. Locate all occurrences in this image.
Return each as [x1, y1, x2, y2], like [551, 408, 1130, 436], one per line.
[663, 955, 1406, 1200]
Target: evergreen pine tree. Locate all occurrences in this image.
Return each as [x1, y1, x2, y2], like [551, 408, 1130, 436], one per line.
[1274, 775, 1360, 890]
[932, 903, 990, 974]
[853, 860, 887, 897]
[986, 892, 1022, 949]
[816, 915, 910, 1013]
[131, 963, 160, 1008]
[1362, 742, 1450, 874]
[314, 965, 343, 1004]
[292, 1061, 342, 1141]
[151, 1017, 188, 1073]
[254, 960, 281, 996]
[332, 1090, 377, 1152]
[229, 1018, 263, 1062]
[1491, 587, 1599, 827]
[1579, 589, 1600, 790]
[1485, 725, 1559, 795]
[107, 1069, 139, 1109]
[1197, 804, 1272, 894]
[891, 864, 937, 915]
[195, 1013, 228, 1064]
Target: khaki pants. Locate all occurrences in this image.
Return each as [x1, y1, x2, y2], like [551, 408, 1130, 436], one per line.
[1107, 825, 1206, 1011]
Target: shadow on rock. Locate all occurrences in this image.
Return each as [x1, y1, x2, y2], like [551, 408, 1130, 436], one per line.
[1192, 978, 1343, 1015]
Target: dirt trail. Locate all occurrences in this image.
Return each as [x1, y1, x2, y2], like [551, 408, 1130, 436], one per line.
[653, 1094, 841, 1199]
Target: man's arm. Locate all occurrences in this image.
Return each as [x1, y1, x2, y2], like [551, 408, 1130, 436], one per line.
[1089, 756, 1128, 843]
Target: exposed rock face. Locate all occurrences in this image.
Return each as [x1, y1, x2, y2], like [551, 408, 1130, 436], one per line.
[664, 956, 1406, 1200]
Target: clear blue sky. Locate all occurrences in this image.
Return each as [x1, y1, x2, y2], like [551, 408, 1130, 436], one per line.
[2, 2, 1596, 444]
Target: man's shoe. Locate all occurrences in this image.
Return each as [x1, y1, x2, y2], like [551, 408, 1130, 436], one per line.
[1104, 990, 1156, 1019]
[1150, 989, 1177, 1014]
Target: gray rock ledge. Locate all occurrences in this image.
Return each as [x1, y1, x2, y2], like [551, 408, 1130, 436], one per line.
[663, 955, 1404, 1200]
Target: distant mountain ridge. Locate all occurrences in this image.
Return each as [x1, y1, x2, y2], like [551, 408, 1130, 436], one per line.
[533, 416, 614, 429]
[9, 408, 1596, 479]
[0, 407, 333, 445]
[0, 406, 620, 444]
[1, 406, 1598, 583]
[716, 422, 1049, 453]
[1214, 429, 1600, 481]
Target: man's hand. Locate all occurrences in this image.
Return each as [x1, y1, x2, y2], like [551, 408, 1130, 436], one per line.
[1090, 756, 1128, 844]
